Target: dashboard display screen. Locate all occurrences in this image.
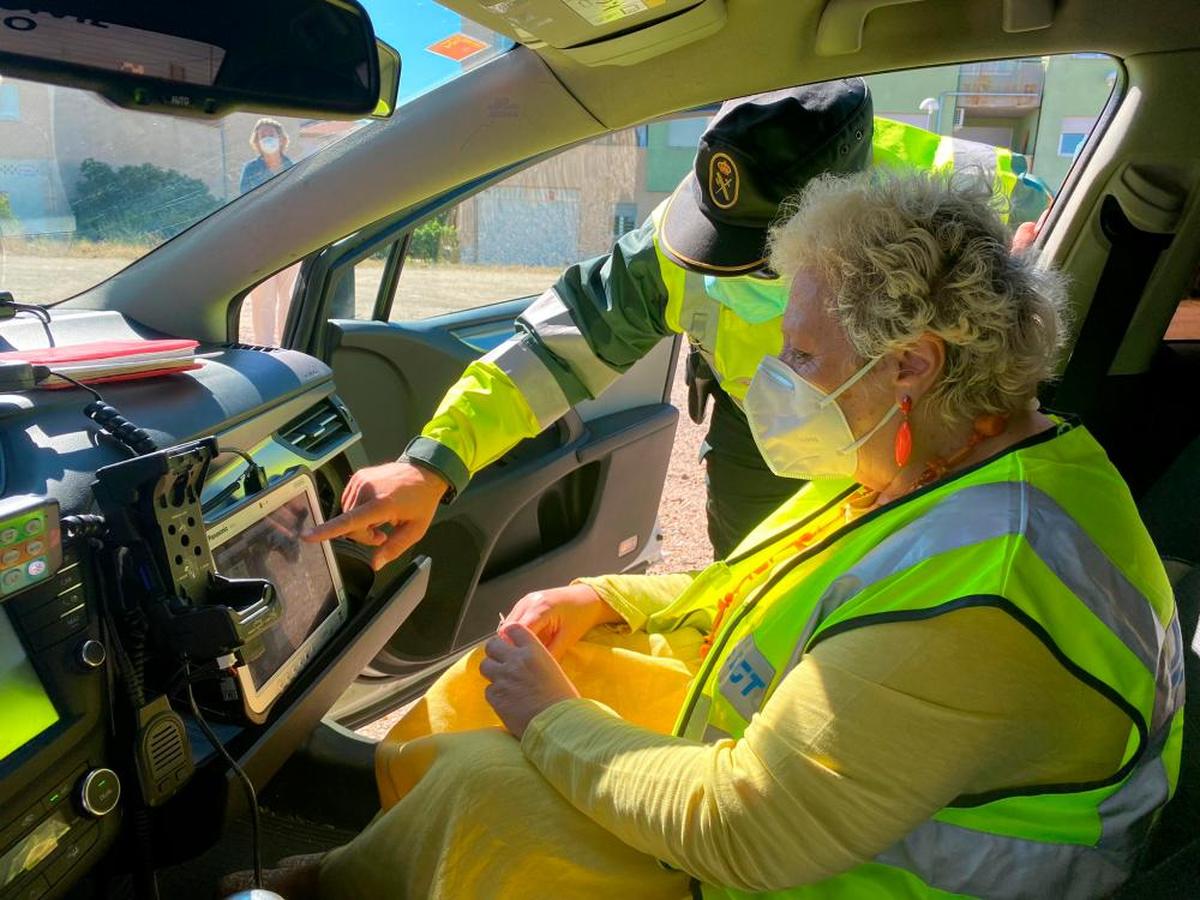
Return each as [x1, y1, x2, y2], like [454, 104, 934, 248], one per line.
[210, 492, 339, 691]
[0, 612, 59, 763]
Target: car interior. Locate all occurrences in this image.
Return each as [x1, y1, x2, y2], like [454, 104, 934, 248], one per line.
[0, 0, 1198, 897]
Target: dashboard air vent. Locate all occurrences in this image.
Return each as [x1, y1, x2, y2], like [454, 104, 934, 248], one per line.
[279, 399, 355, 457]
[222, 341, 280, 352]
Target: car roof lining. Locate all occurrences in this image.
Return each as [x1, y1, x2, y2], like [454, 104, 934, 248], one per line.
[450, 0, 1200, 131]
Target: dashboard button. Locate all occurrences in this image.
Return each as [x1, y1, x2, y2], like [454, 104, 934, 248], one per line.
[2, 569, 23, 590]
[29, 608, 88, 652]
[76, 640, 106, 671]
[19, 588, 86, 631]
[24, 518, 43, 536]
[0, 806, 43, 852]
[44, 829, 92, 885]
[78, 770, 120, 818]
[1, 527, 17, 545]
[26, 559, 47, 578]
[2, 548, 19, 565]
[25, 541, 44, 556]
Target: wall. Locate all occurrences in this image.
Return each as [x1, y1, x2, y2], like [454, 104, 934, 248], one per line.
[458, 130, 641, 266]
[865, 65, 959, 133]
[0, 82, 73, 234]
[644, 119, 701, 194]
[1034, 55, 1117, 192]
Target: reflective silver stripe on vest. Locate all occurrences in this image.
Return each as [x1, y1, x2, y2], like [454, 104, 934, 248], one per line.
[481, 336, 571, 429]
[877, 810, 1130, 899]
[1152, 611, 1186, 735]
[521, 289, 621, 397]
[876, 721, 1178, 899]
[805, 481, 1165, 676]
[949, 137, 999, 176]
[678, 271, 719, 354]
[799, 480, 1183, 898]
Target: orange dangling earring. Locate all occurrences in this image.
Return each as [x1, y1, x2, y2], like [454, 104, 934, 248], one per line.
[894, 395, 913, 468]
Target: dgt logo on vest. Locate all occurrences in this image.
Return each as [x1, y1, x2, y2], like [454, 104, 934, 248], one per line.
[718, 636, 776, 719]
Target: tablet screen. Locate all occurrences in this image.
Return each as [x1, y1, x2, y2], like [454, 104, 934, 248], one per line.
[210, 491, 338, 690]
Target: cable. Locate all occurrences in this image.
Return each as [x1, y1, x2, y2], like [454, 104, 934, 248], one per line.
[96, 546, 157, 899]
[218, 446, 268, 497]
[60, 514, 107, 542]
[46, 371, 160, 456]
[184, 661, 263, 891]
[0, 292, 52, 324]
[85, 400, 159, 456]
[46, 369, 103, 401]
[221, 447, 258, 471]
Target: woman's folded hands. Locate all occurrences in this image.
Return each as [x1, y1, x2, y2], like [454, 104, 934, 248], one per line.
[481, 623, 581, 737]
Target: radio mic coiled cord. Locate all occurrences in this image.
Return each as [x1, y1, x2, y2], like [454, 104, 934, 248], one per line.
[47, 371, 159, 456]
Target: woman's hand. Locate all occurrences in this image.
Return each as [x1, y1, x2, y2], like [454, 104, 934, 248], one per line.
[481, 624, 580, 738]
[502, 584, 622, 659]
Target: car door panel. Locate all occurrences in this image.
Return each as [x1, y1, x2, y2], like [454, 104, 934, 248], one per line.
[325, 310, 679, 666]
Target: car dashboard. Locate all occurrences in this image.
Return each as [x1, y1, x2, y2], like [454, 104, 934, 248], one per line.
[0, 309, 428, 899]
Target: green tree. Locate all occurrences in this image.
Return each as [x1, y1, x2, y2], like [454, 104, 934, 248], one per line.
[408, 211, 458, 262]
[0, 193, 15, 236]
[70, 158, 220, 243]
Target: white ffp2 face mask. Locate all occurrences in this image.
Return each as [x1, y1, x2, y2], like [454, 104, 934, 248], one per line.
[259, 136, 281, 154]
[745, 355, 898, 480]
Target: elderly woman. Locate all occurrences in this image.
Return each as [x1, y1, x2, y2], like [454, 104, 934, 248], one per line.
[246, 172, 1183, 899]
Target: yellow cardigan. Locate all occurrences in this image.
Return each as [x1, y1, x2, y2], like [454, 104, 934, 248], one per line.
[323, 572, 1132, 898]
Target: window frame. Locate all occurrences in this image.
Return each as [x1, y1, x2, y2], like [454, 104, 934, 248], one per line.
[283, 53, 1126, 353]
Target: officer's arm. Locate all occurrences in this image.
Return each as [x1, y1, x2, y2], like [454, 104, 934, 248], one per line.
[405, 212, 683, 497]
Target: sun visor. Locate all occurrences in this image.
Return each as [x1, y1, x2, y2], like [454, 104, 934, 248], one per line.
[438, 0, 726, 66]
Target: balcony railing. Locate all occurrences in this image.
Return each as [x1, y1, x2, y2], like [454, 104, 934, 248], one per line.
[956, 59, 1044, 112]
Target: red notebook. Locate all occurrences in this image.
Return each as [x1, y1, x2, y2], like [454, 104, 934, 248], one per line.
[0, 339, 201, 387]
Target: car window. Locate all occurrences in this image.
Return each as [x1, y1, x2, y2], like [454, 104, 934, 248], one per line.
[385, 125, 656, 322]
[317, 52, 1115, 326]
[865, 54, 1117, 223]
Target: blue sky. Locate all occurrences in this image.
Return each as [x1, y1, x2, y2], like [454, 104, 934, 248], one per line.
[362, 1, 503, 101]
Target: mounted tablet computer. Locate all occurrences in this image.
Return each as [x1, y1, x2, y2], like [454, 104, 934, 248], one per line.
[206, 474, 348, 722]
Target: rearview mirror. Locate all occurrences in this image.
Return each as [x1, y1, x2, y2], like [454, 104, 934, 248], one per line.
[0, 1, 400, 119]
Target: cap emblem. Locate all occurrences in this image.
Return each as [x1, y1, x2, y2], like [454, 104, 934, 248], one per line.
[708, 152, 739, 210]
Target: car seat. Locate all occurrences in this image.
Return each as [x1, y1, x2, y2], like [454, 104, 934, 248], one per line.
[1117, 437, 1200, 895]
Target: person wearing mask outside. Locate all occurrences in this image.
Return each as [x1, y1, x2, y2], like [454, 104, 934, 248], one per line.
[241, 118, 298, 345]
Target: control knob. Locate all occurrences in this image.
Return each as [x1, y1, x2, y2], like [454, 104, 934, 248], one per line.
[79, 768, 121, 817]
[77, 639, 106, 670]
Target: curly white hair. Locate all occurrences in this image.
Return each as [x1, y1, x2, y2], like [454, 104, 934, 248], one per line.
[767, 170, 1068, 423]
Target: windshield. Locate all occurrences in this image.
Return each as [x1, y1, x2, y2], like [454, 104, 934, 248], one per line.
[0, 1, 511, 305]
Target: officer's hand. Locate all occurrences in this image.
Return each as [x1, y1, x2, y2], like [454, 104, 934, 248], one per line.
[302, 460, 448, 570]
[501, 584, 623, 659]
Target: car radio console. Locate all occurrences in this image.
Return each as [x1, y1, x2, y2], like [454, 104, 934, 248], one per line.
[0, 432, 357, 899]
